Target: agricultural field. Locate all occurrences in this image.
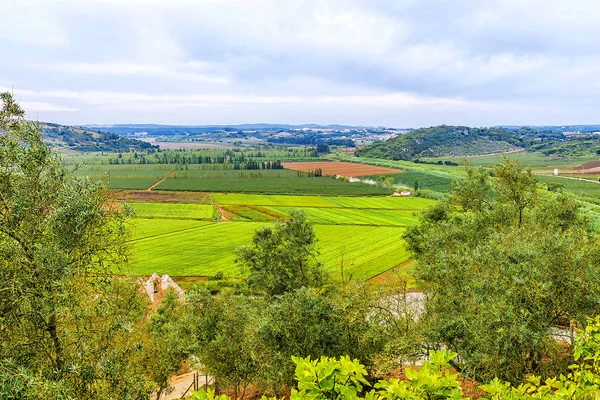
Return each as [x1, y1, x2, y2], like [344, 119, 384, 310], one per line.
[265, 207, 419, 226]
[535, 174, 600, 199]
[154, 168, 391, 195]
[282, 161, 402, 177]
[120, 193, 433, 280]
[214, 193, 338, 207]
[372, 171, 454, 193]
[71, 164, 175, 190]
[129, 202, 215, 220]
[213, 193, 435, 209]
[126, 220, 410, 280]
[422, 152, 599, 169]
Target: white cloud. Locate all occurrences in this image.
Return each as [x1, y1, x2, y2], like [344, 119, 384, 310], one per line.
[0, 0, 68, 47]
[44, 61, 229, 84]
[20, 101, 78, 112]
[2, 0, 600, 125]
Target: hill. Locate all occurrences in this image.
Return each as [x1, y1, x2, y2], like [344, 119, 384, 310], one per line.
[355, 125, 528, 160]
[41, 122, 157, 152]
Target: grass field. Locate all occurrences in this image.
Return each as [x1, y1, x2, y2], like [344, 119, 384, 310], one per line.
[130, 202, 215, 220]
[126, 220, 409, 280]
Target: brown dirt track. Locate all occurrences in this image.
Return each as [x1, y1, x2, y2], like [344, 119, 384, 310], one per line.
[282, 161, 402, 177]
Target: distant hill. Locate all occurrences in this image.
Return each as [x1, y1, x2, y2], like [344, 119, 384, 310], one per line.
[82, 123, 376, 136]
[355, 125, 529, 160]
[41, 123, 157, 152]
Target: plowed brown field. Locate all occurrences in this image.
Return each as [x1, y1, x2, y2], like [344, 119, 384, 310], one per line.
[575, 160, 600, 173]
[282, 161, 402, 177]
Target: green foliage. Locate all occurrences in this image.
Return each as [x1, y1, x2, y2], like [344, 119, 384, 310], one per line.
[258, 288, 348, 387]
[186, 291, 266, 399]
[405, 157, 600, 383]
[236, 210, 325, 295]
[290, 350, 465, 400]
[0, 92, 182, 399]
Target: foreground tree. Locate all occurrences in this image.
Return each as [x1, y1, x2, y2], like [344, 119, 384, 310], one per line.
[236, 210, 324, 295]
[405, 158, 600, 383]
[0, 92, 177, 399]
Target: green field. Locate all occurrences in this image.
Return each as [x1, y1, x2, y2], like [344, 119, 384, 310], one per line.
[120, 193, 431, 280]
[266, 207, 419, 226]
[154, 169, 391, 195]
[536, 175, 600, 199]
[126, 220, 409, 280]
[423, 152, 598, 169]
[214, 194, 338, 207]
[130, 202, 215, 220]
[213, 193, 435, 209]
[129, 219, 213, 240]
[71, 164, 174, 190]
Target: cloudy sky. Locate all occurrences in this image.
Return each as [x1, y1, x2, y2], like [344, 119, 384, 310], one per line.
[1, 0, 599, 127]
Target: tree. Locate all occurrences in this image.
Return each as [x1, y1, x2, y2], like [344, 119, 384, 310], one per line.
[404, 157, 600, 383]
[236, 210, 324, 296]
[186, 291, 264, 399]
[258, 288, 347, 389]
[0, 92, 174, 398]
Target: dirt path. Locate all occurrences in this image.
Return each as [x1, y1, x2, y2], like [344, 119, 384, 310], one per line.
[147, 171, 177, 191]
[161, 371, 214, 399]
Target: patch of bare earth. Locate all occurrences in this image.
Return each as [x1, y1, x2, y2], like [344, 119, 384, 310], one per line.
[282, 161, 402, 177]
[573, 160, 600, 173]
[109, 190, 212, 204]
[368, 260, 416, 286]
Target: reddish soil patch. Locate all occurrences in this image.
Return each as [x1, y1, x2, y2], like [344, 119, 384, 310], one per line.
[109, 190, 211, 204]
[368, 260, 416, 286]
[282, 161, 402, 177]
[574, 160, 600, 173]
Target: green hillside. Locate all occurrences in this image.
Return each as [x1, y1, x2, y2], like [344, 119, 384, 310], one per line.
[41, 122, 157, 152]
[355, 125, 528, 160]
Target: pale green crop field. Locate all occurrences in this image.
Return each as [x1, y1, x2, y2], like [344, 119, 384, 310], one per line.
[125, 220, 409, 280]
[266, 207, 419, 226]
[323, 196, 436, 209]
[213, 193, 435, 209]
[121, 193, 431, 280]
[213, 193, 339, 207]
[129, 219, 213, 240]
[130, 202, 215, 220]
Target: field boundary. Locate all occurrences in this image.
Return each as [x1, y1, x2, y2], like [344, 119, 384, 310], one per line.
[146, 170, 177, 191]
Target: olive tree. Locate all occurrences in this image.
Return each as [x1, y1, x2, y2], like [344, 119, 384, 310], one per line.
[405, 158, 600, 383]
[0, 92, 173, 399]
[236, 210, 324, 296]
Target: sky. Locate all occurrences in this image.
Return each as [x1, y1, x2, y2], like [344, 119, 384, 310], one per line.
[1, 0, 599, 127]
